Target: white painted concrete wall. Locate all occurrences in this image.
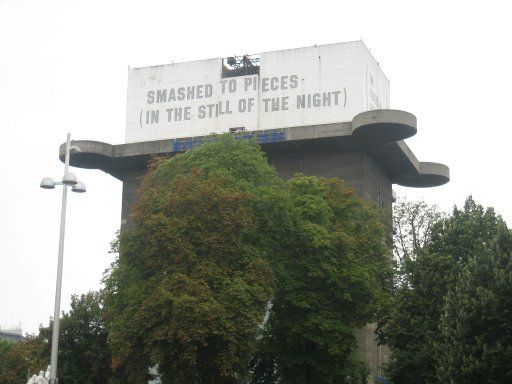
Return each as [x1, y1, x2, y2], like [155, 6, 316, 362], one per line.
[125, 41, 389, 143]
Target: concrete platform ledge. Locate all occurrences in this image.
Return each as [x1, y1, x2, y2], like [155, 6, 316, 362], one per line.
[59, 140, 114, 170]
[352, 109, 417, 144]
[59, 109, 449, 189]
[394, 162, 450, 188]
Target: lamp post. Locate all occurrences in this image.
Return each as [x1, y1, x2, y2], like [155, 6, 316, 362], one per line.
[40, 133, 86, 384]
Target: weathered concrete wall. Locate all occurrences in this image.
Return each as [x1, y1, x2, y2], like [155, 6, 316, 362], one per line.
[120, 147, 393, 229]
[121, 171, 145, 227]
[267, 145, 393, 207]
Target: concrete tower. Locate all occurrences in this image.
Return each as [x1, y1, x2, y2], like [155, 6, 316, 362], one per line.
[61, 41, 449, 380]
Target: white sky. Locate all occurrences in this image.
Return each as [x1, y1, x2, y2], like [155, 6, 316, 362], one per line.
[1, 0, 511, 335]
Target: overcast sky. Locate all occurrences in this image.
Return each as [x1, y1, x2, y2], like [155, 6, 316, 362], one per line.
[1, 0, 511, 335]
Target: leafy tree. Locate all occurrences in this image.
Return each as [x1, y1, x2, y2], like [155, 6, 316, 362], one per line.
[0, 335, 47, 384]
[437, 227, 512, 383]
[252, 176, 392, 384]
[383, 197, 507, 384]
[58, 291, 112, 383]
[392, 198, 444, 264]
[104, 136, 392, 384]
[0, 338, 26, 384]
[103, 136, 283, 383]
[31, 292, 112, 384]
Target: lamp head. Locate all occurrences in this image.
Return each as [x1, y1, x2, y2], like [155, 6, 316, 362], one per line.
[71, 181, 86, 193]
[62, 172, 77, 185]
[40, 177, 56, 189]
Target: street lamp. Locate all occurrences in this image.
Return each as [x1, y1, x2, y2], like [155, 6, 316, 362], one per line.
[40, 133, 86, 384]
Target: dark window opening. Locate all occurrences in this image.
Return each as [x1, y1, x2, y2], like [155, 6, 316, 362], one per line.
[222, 54, 260, 78]
[229, 127, 246, 133]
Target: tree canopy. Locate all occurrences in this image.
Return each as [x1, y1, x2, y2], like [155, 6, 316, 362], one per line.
[35, 292, 112, 384]
[253, 176, 392, 384]
[0, 337, 42, 384]
[103, 136, 287, 383]
[103, 135, 392, 384]
[437, 227, 512, 383]
[0, 292, 110, 384]
[392, 198, 444, 264]
[383, 197, 512, 384]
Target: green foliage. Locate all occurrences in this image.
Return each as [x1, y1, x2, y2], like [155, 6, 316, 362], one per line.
[103, 136, 282, 383]
[383, 197, 509, 384]
[0, 335, 47, 384]
[58, 292, 112, 383]
[30, 292, 112, 384]
[437, 228, 512, 383]
[0, 338, 25, 384]
[103, 136, 392, 384]
[253, 177, 391, 384]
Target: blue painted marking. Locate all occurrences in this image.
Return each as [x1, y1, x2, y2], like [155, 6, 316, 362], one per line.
[171, 132, 286, 152]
